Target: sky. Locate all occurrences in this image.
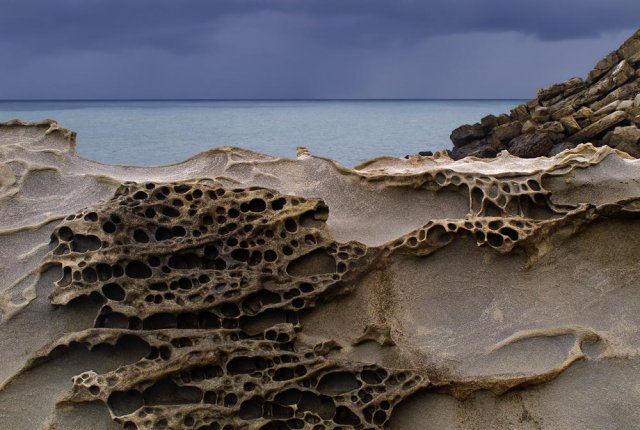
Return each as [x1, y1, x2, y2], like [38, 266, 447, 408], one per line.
[0, 0, 638, 99]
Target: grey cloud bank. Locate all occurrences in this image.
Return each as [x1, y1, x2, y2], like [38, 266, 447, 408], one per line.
[0, 0, 637, 99]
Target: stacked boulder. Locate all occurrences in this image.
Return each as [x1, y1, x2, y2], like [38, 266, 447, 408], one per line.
[449, 29, 640, 159]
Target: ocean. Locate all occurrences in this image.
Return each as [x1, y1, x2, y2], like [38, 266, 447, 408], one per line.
[0, 100, 523, 167]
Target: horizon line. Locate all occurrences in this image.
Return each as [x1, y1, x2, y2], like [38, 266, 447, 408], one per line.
[0, 98, 528, 102]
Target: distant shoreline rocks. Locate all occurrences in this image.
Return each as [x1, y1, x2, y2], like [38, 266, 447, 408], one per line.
[446, 29, 640, 159]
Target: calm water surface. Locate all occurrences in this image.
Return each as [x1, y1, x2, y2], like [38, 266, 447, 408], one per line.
[0, 100, 522, 166]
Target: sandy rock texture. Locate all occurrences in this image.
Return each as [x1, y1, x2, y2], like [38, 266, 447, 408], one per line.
[449, 28, 640, 160]
[2, 120, 640, 429]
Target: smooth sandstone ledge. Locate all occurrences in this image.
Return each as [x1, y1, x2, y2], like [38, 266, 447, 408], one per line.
[1, 119, 640, 429]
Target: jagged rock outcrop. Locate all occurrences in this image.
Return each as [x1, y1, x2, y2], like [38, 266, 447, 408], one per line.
[450, 29, 640, 159]
[3, 120, 640, 429]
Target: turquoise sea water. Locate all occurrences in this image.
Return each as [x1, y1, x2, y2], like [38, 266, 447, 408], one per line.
[0, 100, 522, 167]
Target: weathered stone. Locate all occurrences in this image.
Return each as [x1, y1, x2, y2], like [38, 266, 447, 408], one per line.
[575, 76, 618, 106]
[560, 116, 581, 135]
[508, 133, 553, 158]
[450, 123, 485, 147]
[590, 80, 640, 112]
[526, 98, 540, 110]
[496, 113, 510, 125]
[490, 121, 522, 144]
[568, 110, 628, 143]
[629, 50, 640, 66]
[619, 29, 640, 61]
[537, 82, 567, 101]
[618, 100, 634, 111]
[586, 50, 620, 84]
[510, 104, 529, 121]
[591, 100, 621, 121]
[522, 120, 540, 134]
[550, 103, 576, 121]
[611, 60, 635, 87]
[562, 77, 585, 97]
[450, 139, 497, 159]
[480, 114, 498, 132]
[531, 106, 550, 122]
[608, 125, 640, 148]
[615, 140, 640, 157]
[573, 106, 594, 120]
[542, 121, 565, 135]
[448, 28, 640, 159]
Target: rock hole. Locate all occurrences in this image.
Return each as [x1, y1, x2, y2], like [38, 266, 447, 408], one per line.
[487, 232, 504, 247]
[227, 356, 269, 375]
[107, 390, 143, 416]
[125, 261, 152, 279]
[334, 406, 361, 426]
[248, 198, 267, 212]
[102, 283, 125, 301]
[317, 372, 361, 395]
[142, 378, 203, 405]
[286, 249, 336, 277]
[133, 191, 148, 200]
[143, 313, 177, 330]
[500, 227, 519, 241]
[133, 229, 150, 243]
[72, 235, 102, 252]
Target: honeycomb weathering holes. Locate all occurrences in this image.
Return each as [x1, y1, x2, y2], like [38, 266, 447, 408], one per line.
[43, 181, 426, 429]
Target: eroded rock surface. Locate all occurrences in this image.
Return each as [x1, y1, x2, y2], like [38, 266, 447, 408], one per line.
[2, 120, 640, 429]
[449, 29, 640, 160]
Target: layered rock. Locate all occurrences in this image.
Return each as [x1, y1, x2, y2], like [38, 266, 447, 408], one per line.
[3, 120, 640, 429]
[450, 29, 640, 159]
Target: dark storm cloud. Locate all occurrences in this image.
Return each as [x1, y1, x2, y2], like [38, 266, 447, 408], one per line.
[2, 0, 639, 54]
[0, 0, 638, 99]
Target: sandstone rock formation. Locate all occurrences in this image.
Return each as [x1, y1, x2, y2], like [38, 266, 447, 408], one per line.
[450, 29, 640, 159]
[2, 120, 640, 429]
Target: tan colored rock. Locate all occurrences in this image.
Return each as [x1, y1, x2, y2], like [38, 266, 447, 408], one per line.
[590, 80, 640, 112]
[522, 120, 540, 134]
[635, 93, 640, 107]
[480, 114, 498, 132]
[496, 113, 510, 125]
[617, 100, 634, 110]
[568, 110, 628, 143]
[560, 116, 581, 135]
[562, 77, 585, 96]
[490, 121, 522, 144]
[608, 125, 640, 148]
[537, 82, 566, 101]
[615, 140, 640, 157]
[542, 121, 565, 135]
[551, 103, 576, 121]
[526, 98, 540, 110]
[611, 60, 635, 87]
[592, 100, 621, 121]
[573, 106, 594, 120]
[531, 106, 550, 122]
[510, 104, 529, 121]
[586, 50, 620, 84]
[619, 29, 640, 61]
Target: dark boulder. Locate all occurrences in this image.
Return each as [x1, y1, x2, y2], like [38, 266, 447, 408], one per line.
[508, 134, 553, 158]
